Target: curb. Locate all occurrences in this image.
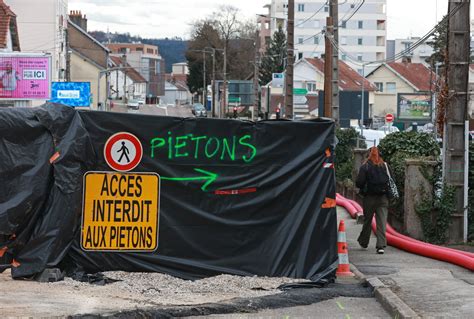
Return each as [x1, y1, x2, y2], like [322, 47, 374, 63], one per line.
[350, 264, 420, 319]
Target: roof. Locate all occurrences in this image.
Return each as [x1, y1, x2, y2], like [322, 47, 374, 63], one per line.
[109, 56, 146, 83]
[68, 19, 110, 53]
[165, 73, 189, 91]
[385, 62, 435, 91]
[368, 62, 436, 91]
[303, 58, 377, 91]
[0, 0, 20, 50]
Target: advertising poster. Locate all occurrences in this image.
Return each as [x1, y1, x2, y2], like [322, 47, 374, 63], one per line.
[50, 82, 91, 107]
[0, 55, 51, 100]
[398, 93, 432, 120]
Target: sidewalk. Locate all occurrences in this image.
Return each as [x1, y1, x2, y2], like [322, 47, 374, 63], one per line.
[339, 207, 474, 318]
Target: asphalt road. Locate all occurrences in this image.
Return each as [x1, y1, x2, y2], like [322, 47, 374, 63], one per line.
[111, 102, 194, 118]
[191, 297, 389, 319]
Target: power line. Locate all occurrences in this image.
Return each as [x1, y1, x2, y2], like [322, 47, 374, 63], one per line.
[327, 4, 462, 67]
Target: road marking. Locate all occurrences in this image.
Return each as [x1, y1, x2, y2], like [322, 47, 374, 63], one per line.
[345, 314, 351, 319]
[336, 301, 345, 310]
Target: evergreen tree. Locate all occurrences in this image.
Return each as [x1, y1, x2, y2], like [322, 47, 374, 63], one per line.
[426, 15, 448, 67]
[259, 26, 287, 86]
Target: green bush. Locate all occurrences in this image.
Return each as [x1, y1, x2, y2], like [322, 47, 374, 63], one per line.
[469, 142, 474, 241]
[378, 132, 440, 195]
[335, 128, 365, 182]
[378, 132, 440, 220]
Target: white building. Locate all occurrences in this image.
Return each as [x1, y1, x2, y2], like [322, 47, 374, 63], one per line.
[109, 56, 147, 102]
[7, 0, 68, 82]
[386, 37, 434, 66]
[270, 0, 387, 74]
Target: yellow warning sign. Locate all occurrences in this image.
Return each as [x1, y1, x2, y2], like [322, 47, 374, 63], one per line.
[81, 172, 160, 252]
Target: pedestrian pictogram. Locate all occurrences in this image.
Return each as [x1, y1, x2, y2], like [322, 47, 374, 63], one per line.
[104, 132, 143, 172]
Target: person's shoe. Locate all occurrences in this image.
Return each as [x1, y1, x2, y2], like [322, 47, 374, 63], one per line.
[376, 248, 385, 254]
[358, 241, 368, 250]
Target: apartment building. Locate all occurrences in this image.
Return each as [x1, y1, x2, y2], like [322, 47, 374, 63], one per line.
[7, 0, 68, 82]
[386, 37, 434, 66]
[107, 43, 165, 103]
[270, 0, 387, 73]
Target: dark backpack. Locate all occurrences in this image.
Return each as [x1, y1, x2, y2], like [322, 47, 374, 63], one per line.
[364, 162, 389, 195]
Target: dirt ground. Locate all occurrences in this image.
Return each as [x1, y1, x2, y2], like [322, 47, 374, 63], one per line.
[0, 269, 299, 317]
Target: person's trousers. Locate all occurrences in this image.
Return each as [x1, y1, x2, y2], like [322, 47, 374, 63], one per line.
[357, 194, 389, 249]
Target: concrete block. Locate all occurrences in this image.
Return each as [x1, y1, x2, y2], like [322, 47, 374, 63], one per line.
[404, 159, 437, 240]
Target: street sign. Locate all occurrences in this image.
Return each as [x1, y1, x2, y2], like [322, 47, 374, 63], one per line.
[272, 73, 284, 88]
[104, 132, 143, 172]
[293, 95, 308, 105]
[385, 113, 395, 123]
[293, 88, 308, 95]
[81, 171, 160, 252]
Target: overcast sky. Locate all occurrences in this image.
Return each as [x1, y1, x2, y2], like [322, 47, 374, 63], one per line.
[68, 0, 456, 40]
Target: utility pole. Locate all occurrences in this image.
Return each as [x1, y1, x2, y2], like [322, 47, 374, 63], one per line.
[211, 50, 216, 118]
[222, 45, 227, 118]
[202, 51, 206, 105]
[253, 30, 261, 121]
[122, 55, 127, 104]
[285, 0, 295, 119]
[324, 16, 333, 118]
[445, 0, 470, 242]
[330, 0, 340, 124]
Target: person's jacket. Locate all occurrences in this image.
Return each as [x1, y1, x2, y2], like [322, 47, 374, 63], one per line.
[356, 160, 393, 195]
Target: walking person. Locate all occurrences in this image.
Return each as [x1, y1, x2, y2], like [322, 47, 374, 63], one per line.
[355, 146, 393, 254]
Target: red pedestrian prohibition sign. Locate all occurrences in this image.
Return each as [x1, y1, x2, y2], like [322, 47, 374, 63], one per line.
[104, 132, 143, 172]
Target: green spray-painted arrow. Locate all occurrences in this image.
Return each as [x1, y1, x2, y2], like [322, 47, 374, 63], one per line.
[161, 168, 218, 192]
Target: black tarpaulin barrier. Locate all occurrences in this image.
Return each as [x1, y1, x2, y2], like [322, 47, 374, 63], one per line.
[1, 104, 338, 282]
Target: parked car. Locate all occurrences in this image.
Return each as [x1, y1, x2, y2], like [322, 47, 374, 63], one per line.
[192, 103, 207, 117]
[127, 99, 144, 110]
[378, 125, 400, 134]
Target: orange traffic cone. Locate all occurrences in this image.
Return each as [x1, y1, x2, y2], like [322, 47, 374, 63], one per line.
[336, 220, 354, 277]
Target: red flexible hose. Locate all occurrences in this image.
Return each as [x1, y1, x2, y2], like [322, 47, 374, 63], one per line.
[336, 193, 474, 271]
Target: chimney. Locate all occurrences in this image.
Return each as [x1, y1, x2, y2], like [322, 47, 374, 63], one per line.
[69, 10, 88, 32]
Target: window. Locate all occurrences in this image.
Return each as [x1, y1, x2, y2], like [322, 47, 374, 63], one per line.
[307, 82, 317, 92]
[386, 82, 396, 93]
[147, 48, 154, 54]
[298, 52, 304, 60]
[375, 82, 384, 92]
[351, 3, 355, 8]
[314, 20, 320, 28]
[357, 53, 363, 61]
[341, 54, 347, 61]
[136, 47, 143, 52]
[314, 36, 319, 45]
[298, 37, 304, 44]
[358, 37, 363, 45]
[324, 5, 329, 12]
[298, 3, 305, 12]
[341, 20, 347, 28]
[358, 20, 363, 29]
[341, 36, 347, 45]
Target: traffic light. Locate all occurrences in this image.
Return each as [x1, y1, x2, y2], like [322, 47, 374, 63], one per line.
[276, 107, 280, 119]
[233, 107, 237, 118]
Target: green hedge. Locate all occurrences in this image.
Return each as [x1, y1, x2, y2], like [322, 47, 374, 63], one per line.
[378, 132, 440, 220]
